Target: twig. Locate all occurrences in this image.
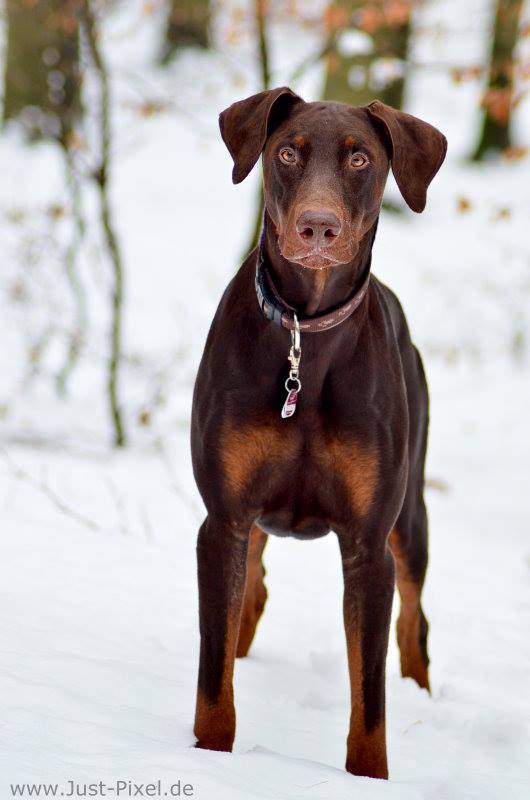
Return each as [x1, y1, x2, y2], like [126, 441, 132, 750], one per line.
[155, 439, 203, 521]
[1, 448, 101, 532]
[138, 501, 154, 544]
[56, 147, 88, 395]
[425, 477, 450, 493]
[102, 472, 129, 536]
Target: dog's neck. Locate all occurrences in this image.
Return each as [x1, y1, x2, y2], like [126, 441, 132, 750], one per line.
[262, 211, 378, 317]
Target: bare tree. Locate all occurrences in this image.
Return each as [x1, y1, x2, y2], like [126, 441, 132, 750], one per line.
[160, 0, 210, 63]
[3, 0, 81, 144]
[82, 1, 126, 447]
[471, 0, 524, 160]
[323, 0, 412, 109]
[240, 0, 271, 261]
[3, 0, 88, 391]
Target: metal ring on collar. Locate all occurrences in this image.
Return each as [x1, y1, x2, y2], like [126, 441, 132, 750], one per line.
[285, 376, 301, 393]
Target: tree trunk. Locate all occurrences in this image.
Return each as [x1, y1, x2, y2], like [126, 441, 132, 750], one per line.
[3, 0, 81, 146]
[323, 0, 411, 109]
[471, 0, 524, 161]
[160, 0, 210, 63]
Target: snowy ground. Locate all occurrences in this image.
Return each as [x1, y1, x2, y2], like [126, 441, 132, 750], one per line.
[1, 364, 529, 800]
[1, 1, 529, 799]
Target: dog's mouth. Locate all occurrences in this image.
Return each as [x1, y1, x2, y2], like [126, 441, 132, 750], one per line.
[276, 218, 359, 270]
[278, 225, 358, 269]
[282, 248, 347, 270]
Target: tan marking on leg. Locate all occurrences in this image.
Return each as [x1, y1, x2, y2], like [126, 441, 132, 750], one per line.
[194, 687, 235, 752]
[194, 606, 241, 751]
[237, 524, 268, 658]
[388, 529, 430, 691]
[221, 420, 297, 497]
[344, 624, 388, 779]
[321, 438, 379, 518]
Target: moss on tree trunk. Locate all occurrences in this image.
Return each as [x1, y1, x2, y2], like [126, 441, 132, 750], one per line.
[3, 0, 81, 146]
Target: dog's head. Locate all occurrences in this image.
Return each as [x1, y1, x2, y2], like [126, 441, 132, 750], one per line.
[220, 88, 447, 270]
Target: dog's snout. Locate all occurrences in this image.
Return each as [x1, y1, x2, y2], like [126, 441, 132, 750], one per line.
[296, 210, 342, 248]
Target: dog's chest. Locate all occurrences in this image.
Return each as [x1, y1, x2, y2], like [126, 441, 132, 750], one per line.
[220, 408, 381, 535]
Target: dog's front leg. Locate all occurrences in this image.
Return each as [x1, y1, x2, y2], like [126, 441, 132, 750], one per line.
[337, 529, 395, 780]
[194, 515, 250, 752]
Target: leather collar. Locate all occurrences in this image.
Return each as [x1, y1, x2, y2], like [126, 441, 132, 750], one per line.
[255, 239, 371, 333]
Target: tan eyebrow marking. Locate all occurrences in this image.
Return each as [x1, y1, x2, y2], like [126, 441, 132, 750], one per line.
[345, 135, 355, 148]
[294, 135, 305, 147]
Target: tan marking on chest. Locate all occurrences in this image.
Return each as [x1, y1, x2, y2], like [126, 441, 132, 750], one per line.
[221, 420, 298, 497]
[320, 438, 379, 518]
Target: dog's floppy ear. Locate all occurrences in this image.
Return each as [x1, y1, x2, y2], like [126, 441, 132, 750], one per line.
[219, 87, 303, 184]
[365, 101, 447, 212]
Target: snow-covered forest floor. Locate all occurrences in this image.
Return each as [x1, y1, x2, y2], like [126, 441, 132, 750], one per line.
[1, 1, 529, 798]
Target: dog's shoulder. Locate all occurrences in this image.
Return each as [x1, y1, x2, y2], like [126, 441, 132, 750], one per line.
[209, 250, 257, 327]
[370, 274, 412, 349]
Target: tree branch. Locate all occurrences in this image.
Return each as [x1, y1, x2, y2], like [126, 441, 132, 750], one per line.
[1, 448, 101, 532]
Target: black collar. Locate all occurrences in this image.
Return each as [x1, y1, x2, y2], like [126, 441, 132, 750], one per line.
[255, 236, 372, 333]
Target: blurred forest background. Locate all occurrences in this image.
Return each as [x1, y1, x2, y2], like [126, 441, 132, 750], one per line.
[0, 0, 528, 448]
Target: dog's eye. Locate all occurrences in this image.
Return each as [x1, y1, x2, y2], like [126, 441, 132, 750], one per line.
[350, 152, 368, 169]
[279, 147, 297, 164]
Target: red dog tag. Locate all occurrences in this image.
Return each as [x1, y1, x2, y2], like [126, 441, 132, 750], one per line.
[281, 389, 298, 419]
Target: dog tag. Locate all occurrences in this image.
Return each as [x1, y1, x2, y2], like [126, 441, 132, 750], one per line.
[281, 389, 298, 419]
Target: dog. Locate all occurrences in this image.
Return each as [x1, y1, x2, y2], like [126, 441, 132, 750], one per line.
[191, 87, 446, 779]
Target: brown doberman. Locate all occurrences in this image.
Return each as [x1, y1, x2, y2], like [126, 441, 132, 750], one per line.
[191, 87, 447, 779]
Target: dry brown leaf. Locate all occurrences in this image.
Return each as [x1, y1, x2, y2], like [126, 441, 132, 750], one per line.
[502, 146, 529, 161]
[356, 7, 384, 34]
[493, 207, 511, 222]
[450, 66, 482, 84]
[384, 0, 412, 27]
[138, 410, 151, 427]
[481, 88, 512, 124]
[323, 5, 350, 33]
[456, 196, 472, 214]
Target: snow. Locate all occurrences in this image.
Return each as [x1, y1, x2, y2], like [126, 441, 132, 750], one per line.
[1, 1, 529, 799]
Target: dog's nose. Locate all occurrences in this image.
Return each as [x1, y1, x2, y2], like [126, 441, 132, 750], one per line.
[296, 210, 342, 248]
